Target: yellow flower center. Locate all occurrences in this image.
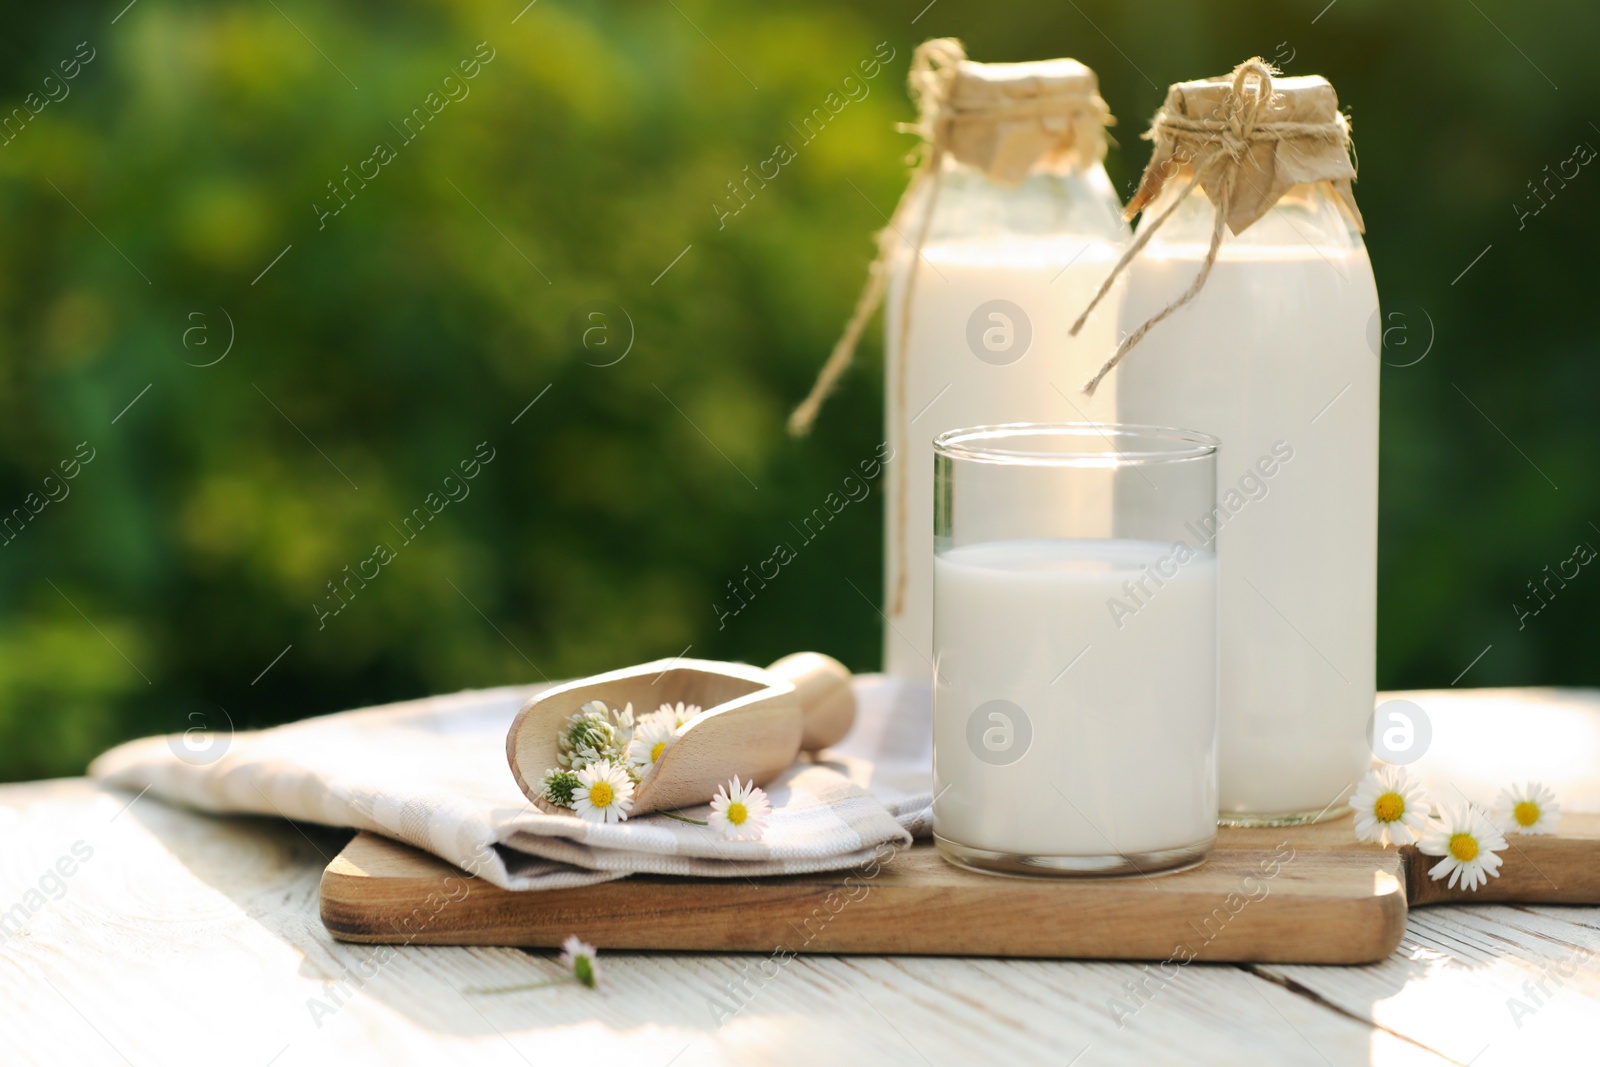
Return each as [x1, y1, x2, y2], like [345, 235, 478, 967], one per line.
[651, 741, 667, 763]
[726, 801, 748, 826]
[1373, 792, 1405, 823]
[1514, 801, 1540, 827]
[588, 781, 614, 808]
[1448, 832, 1478, 863]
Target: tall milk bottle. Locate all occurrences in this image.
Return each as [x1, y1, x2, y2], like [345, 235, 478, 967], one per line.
[875, 42, 1129, 683]
[1091, 63, 1378, 823]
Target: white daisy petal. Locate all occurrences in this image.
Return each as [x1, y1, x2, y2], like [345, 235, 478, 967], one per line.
[1418, 802, 1507, 892]
[707, 775, 772, 841]
[1349, 765, 1432, 848]
[558, 935, 602, 990]
[1493, 781, 1561, 836]
[571, 759, 635, 824]
[652, 702, 702, 730]
[560, 700, 635, 770]
[627, 718, 676, 773]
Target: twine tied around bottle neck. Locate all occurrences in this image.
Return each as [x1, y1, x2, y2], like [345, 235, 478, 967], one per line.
[786, 38, 1112, 437]
[1069, 58, 1360, 396]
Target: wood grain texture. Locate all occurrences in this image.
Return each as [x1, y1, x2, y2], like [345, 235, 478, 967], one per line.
[506, 655, 854, 817]
[321, 815, 1600, 964]
[1405, 816, 1600, 905]
[1218, 813, 1600, 905]
[0, 777, 1467, 1066]
[7, 687, 1599, 1065]
[1254, 904, 1600, 1067]
[323, 828, 1407, 963]
[768, 652, 856, 751]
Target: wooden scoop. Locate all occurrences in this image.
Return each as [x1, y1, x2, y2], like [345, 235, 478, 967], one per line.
[505, 652, 855, 816]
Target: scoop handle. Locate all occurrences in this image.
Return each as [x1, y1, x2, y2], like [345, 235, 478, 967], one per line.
[766, 652, 855, 752]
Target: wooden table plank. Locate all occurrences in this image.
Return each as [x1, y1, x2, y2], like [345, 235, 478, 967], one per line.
[1255, 904, 1600, 1066]
[0, 778, 1466, 1067]
[12, 681, 1600, 1067]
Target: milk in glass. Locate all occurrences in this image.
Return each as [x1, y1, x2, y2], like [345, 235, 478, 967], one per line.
[933, 538, 1219, 857]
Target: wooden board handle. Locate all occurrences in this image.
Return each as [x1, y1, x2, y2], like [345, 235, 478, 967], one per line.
[766, 652, 855, 752]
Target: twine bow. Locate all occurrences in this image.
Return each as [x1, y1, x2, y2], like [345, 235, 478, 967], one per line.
[1069, 58, 1353, 396]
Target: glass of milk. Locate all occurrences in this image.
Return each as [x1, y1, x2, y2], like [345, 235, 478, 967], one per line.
[931, 424, 1219, 877]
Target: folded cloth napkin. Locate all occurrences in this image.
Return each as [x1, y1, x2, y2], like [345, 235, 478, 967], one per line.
[90, 674, 934, 891]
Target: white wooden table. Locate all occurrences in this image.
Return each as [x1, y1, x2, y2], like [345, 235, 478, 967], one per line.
[4, 697, 1599, 1066]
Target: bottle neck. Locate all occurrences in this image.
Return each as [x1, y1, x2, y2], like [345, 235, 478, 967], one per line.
[919, 155, 1127, 244]
[1137, 175, 1363, 253]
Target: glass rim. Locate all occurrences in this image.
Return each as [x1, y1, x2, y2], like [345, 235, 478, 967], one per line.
[932, 422, 1219, 467]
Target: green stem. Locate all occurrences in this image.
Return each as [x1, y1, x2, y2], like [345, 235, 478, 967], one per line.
[656, 810, 708, 826]
[466, 977, 575, 994]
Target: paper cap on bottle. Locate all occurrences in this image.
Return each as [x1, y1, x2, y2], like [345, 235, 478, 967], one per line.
[1127, 66, 1363, 234]
[922, 49, 1113, 185]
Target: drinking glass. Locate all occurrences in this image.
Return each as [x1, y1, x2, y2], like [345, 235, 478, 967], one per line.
[932, 423, 1220, 877]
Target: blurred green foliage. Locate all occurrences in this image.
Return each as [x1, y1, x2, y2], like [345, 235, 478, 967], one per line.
[1, 0, 1596, 781]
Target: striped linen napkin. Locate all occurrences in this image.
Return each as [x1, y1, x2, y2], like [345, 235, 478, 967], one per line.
[89, 675, 934, 890]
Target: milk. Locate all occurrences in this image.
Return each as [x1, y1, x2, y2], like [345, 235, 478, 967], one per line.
[885, 235, 1123, 682]
[932, 538, 1218, 858]
[1115, 243, 1379, 819]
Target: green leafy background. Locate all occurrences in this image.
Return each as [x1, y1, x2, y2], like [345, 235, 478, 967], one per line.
[2, 0, 1595, 781]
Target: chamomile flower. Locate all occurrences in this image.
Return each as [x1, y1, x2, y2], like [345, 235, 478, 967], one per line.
[708, 776, 771, 841]
[572, 759, 634, 824]
[1494, 781, 1561, 836]
[466, 934, 602, 994]
[654, 701, 701, 729]
[541, 768, 581, 808]
[559, 701, 635, 770]
[636, 702, 700, 734]
[1419, 803, 1507, 891]
[559, 935, 603, 990]
[1350, 765, 1432, 847]
[627, 717, 676, 773]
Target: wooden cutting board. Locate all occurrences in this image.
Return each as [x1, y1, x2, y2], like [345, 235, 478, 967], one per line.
[319, 813, 1600, 965]
[320, 688, 1600, 964]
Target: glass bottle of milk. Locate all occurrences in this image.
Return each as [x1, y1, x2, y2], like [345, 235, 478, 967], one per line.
[880, 51, 1129, 684]
[1105, 67, 1378, 824]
